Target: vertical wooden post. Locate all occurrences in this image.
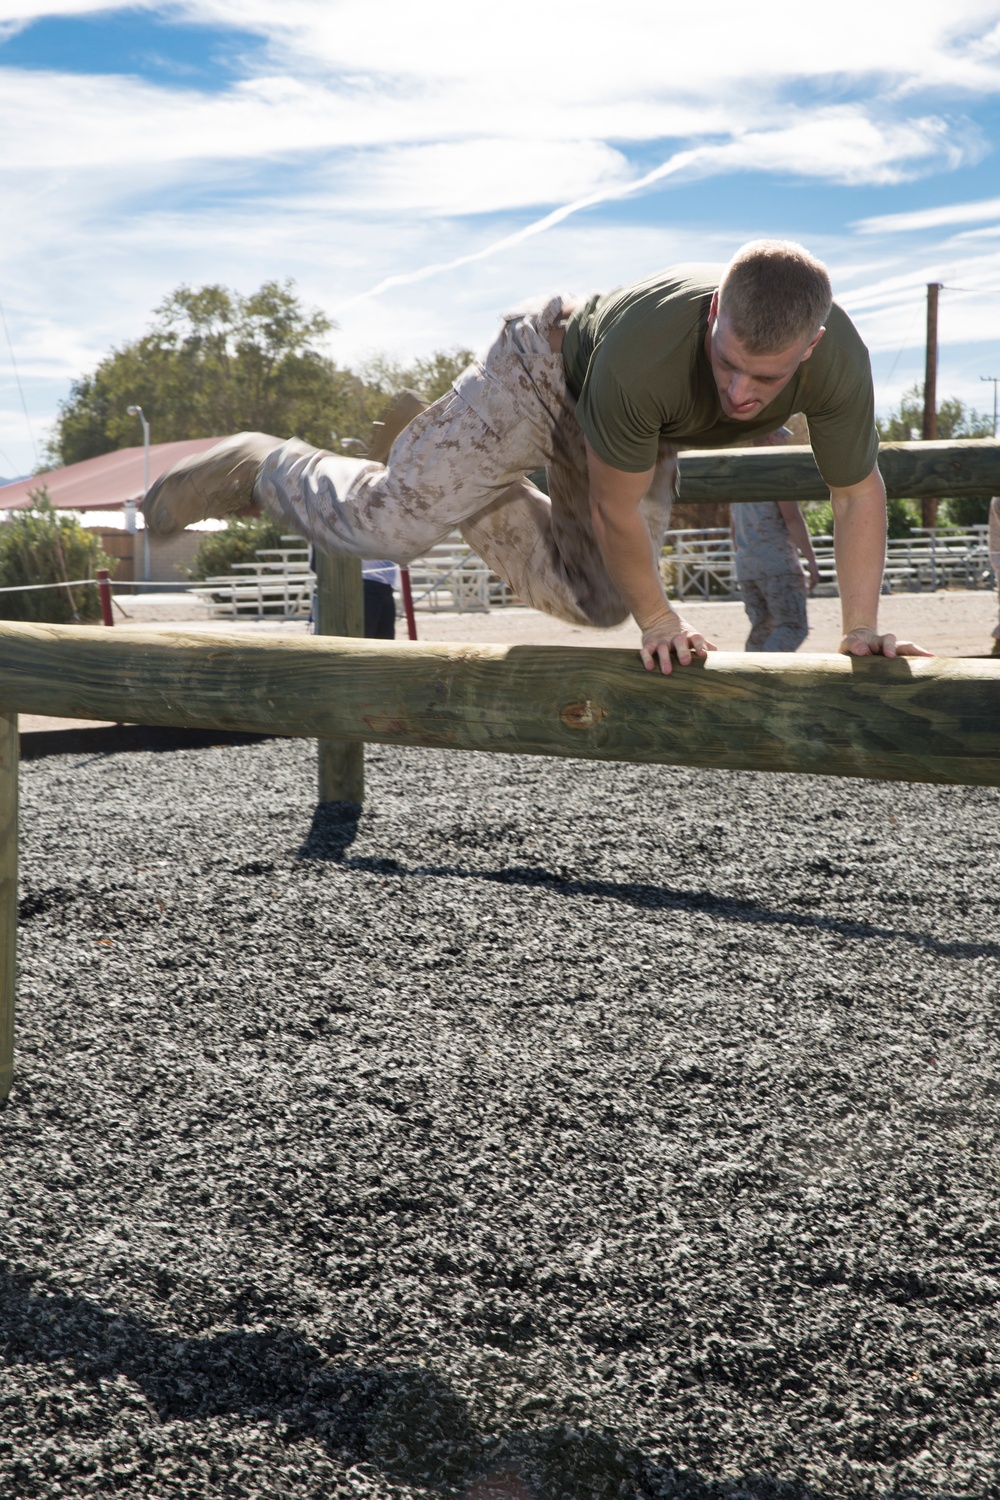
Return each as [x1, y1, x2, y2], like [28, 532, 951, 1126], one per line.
[399, 566, 418, 641]
[314, 549, 365, 804]
[922, 282, 942, 530]
[0, 712, 17, 1103]
[97, 568, 114, 627]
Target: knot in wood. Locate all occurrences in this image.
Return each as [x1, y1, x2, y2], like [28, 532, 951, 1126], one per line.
[560, 699, 608, 730]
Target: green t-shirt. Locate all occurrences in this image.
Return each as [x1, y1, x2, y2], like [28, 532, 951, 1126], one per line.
[562, 265, 879, 489]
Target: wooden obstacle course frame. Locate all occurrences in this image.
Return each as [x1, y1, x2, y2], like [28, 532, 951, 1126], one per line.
[2, 618, 1000, 1103]
[3, 434, 1000, 1103]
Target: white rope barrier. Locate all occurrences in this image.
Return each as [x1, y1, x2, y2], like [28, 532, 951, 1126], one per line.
[0, 578, 198, 594]
[0, 578, 99, 594]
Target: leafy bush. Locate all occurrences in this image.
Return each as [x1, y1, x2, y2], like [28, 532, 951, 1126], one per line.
[804, 501, 833, 536]
[939, 495, 992, 529]
[886, 497, 922, 538]
[189, 515, 292, 581]
[805, 496, 922, 539]
[0, 490, 115, 623]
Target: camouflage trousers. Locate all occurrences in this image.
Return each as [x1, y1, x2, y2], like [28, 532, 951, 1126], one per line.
[738, 570, 809, 652]
[255, 296, 678, 628]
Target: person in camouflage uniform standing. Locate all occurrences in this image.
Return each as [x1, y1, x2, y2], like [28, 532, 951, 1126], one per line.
[730, 425, 821, 651]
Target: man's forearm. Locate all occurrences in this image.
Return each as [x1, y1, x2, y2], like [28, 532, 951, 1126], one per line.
[584, 442, 678, 630]
[584, 438, 714, 671]
[590, 501, 676, 630]
[831, 468, 887, 633]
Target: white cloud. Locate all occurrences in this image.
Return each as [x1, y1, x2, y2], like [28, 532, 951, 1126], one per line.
[855, 196, 1000, 234]
[177, 0, 1000, 96]
[321, 139, 632, 218]
[2, 0, 1000, 471]
[954, 223, 1000, 240]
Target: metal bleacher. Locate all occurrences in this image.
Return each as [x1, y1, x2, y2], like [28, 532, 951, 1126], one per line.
[662, 524, 995, 602]
[191, 532, 518, 620]
[190, 522, 996, 621]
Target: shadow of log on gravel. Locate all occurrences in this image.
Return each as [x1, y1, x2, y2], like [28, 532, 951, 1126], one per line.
[325, 856, 1000, 962]
[0, 1280, 967, 1500]
[18, 725, 274, 761]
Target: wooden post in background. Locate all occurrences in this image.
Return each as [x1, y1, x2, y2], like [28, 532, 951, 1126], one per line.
[314, 549, 365, 804]
[0, 712, 17, 1103]
[922, 281, 942, 530]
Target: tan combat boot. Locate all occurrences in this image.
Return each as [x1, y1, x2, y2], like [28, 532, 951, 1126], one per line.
[366, 390, 428, 465]
[141, 432, 282, 536]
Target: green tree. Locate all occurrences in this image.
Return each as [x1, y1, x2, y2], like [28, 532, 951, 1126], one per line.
[48, 280, 474, 469]
[876, 386, 995, 527]
[0, 489, 114, 623]
[876, 384, 994, 441]
[330, 348, 473, 448]
[50, 280, 343, 464]
[361, 349, 474, 404]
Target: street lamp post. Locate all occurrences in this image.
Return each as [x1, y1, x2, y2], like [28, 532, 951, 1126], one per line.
[126, 405, 150, 583]
[981, 377, 999, 439]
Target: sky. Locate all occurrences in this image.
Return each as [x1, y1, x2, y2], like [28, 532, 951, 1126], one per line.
[2, 0, 1000, 479]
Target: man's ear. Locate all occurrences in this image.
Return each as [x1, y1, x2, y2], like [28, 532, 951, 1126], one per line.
[708, 290, 719, 321]
[800, 325, 826, 362]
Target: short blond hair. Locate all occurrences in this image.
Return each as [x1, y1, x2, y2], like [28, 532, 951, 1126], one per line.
[718, 240, 832, 354]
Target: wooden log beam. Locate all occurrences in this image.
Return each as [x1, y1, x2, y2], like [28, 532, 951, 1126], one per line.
[680, 439, 1000, 504]
[0, 622, 998, 787]
[0, 711, 17, 1103]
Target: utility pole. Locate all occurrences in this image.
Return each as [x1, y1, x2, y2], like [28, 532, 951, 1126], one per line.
[921, 283, 942, 529]
[982, 375, 999, 438]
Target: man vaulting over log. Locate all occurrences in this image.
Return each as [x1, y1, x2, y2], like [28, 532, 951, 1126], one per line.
[143, 240, 930, 670]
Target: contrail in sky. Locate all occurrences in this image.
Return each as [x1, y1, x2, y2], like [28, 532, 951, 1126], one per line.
[333, 145, 706, 312]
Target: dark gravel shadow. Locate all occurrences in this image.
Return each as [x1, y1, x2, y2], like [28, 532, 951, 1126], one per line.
[297, 799, 363, 860]
[3, 739, 999, 1499]
[1, 1279, 965, 1500]
[326, 855, 1000, 962]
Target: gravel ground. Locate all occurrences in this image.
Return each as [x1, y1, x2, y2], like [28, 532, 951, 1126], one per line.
[2, 737, 1000, 1500]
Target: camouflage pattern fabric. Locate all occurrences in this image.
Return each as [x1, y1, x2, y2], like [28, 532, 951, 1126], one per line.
[255, 296, 677, 629]
[731, 500, 800, 577]
[739, 572, 809, 652]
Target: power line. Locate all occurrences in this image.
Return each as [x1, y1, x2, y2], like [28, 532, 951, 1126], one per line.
[878, 300, 923, 392]
[0, 429, 23, 471]
[0, 294, 39, 468]
[878, 283, 1000, 402]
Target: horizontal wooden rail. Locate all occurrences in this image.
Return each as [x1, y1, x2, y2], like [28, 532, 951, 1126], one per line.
[681, 439, 1000, 503]
[1, 622, 998, 787]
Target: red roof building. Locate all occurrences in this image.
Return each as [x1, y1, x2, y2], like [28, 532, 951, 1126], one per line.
[0, 438, 226, 513]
